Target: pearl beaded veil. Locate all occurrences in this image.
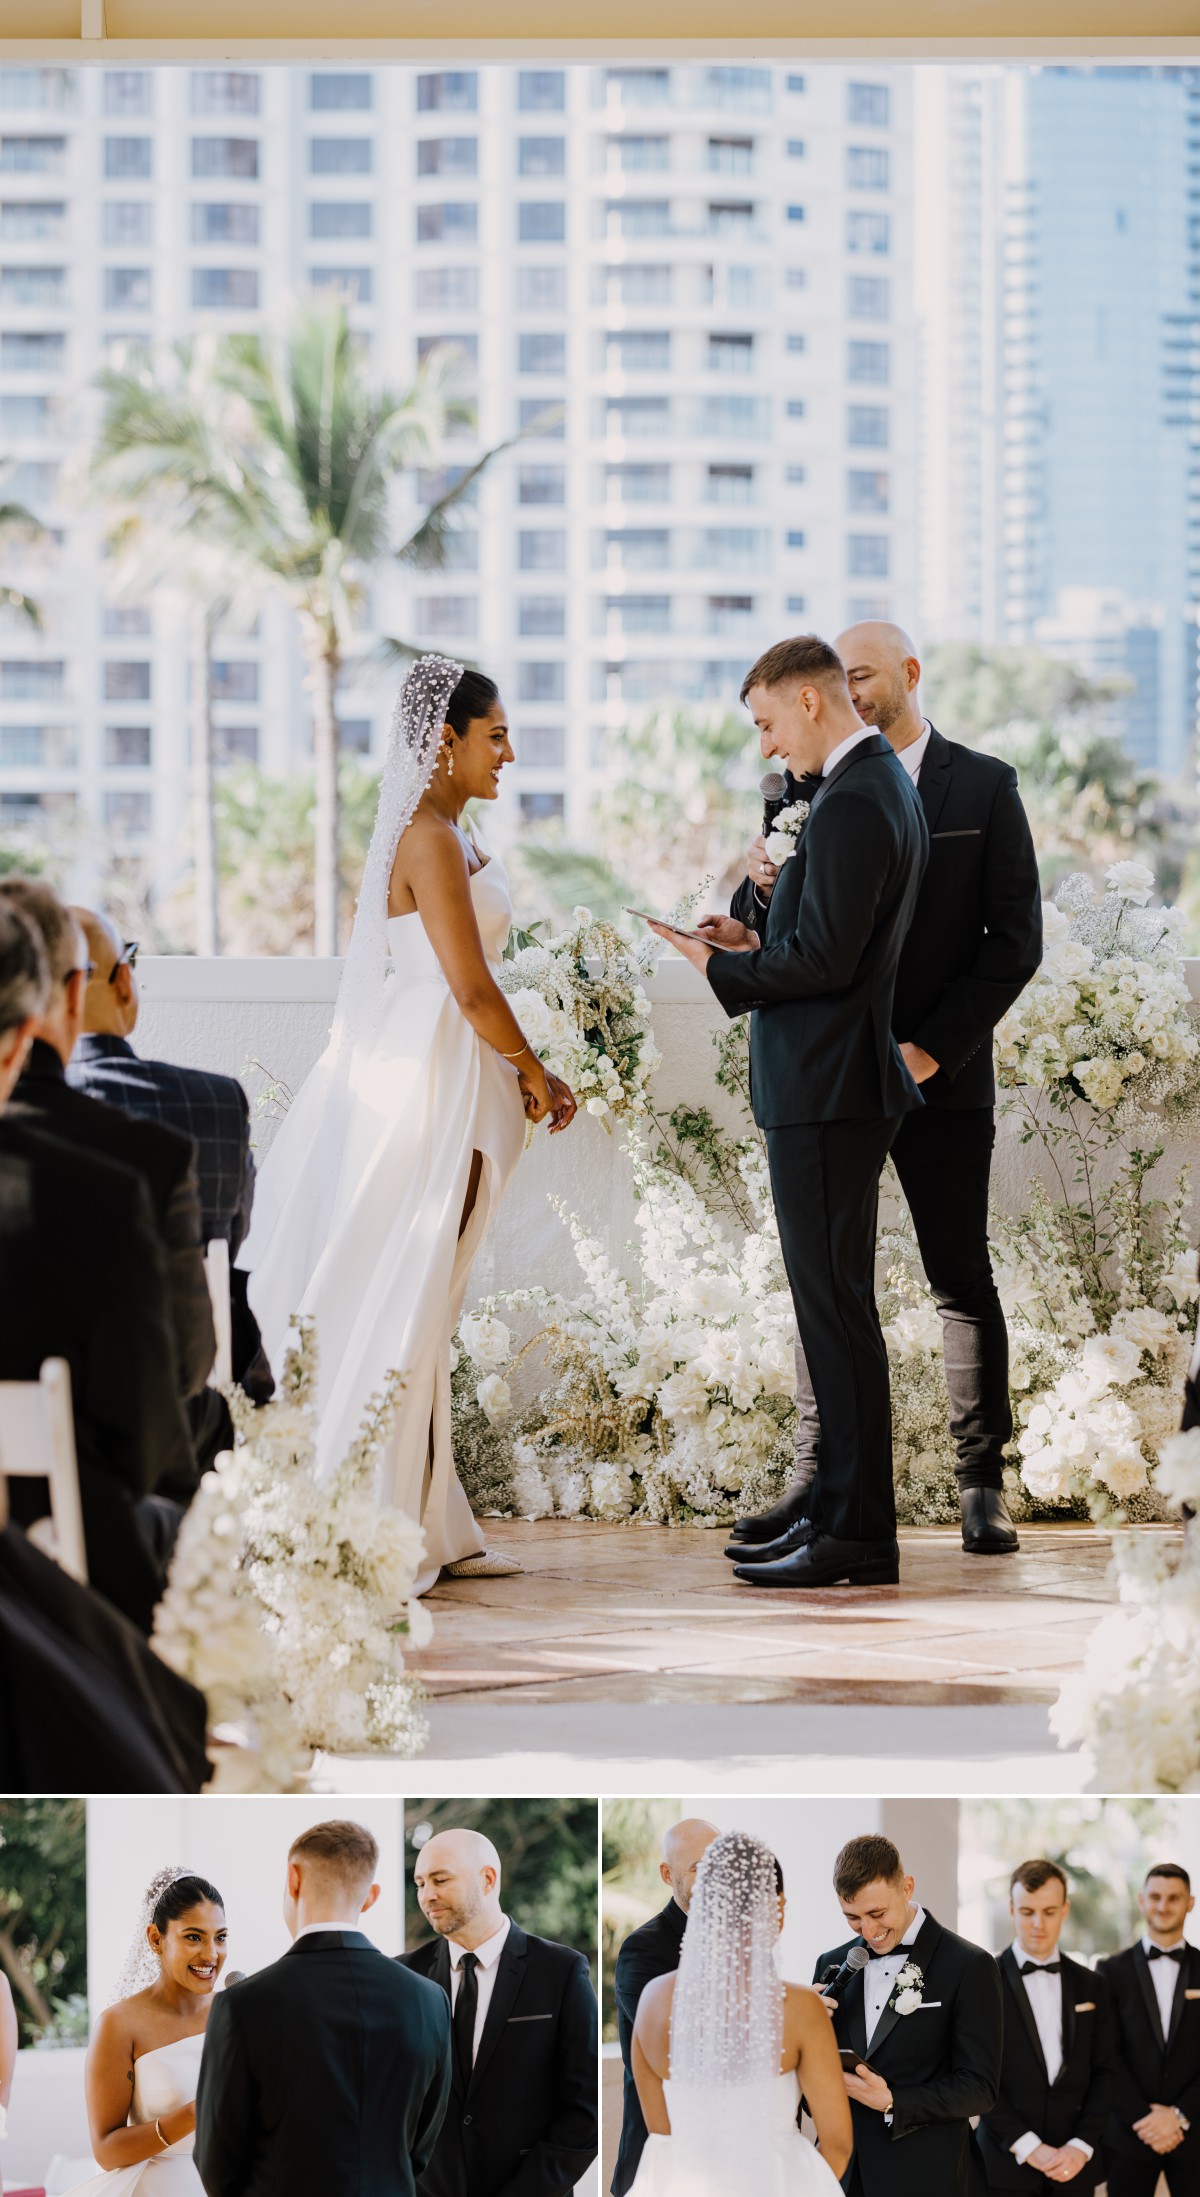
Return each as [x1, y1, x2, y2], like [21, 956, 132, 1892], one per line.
[108, 1866, 191, 2006]
[669, 1831, 784, 2090]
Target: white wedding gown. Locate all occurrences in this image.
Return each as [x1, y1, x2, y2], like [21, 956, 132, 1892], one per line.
[66, 2036, 204, 2194]
[631, 2071, 844, 2197]
[242, 849, 526, 1591]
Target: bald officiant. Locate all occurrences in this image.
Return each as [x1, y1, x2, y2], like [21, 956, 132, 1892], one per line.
[728, 623, 1043, 1558]
[611, 1818, 719, 2196]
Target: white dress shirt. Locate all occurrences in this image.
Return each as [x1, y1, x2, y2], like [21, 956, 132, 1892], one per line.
[1008, 1950, 1093, 2165]
[449, 1916, 512, 2063]
[863, 1906, 926, 2045]
[293, 1919, 366, 1941]
[821, 724, 879, 779]
[895, 722, 932, 784]
[1144, 1933, 1185, 2034]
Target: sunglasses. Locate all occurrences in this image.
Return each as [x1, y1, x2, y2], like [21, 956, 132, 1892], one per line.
[107, 939, 139, 984]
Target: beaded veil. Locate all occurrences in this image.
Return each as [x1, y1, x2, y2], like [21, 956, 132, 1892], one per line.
[669, 1831, 784, 2090]
[108, 1866, 191, 2006]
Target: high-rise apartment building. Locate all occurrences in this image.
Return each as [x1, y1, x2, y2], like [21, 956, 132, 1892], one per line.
[0, 58, 916, 894]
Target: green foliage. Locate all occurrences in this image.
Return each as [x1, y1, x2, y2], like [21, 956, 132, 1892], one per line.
[0, 1799, 87, 2045]
[600, 1799, 683, 2040]
[403, 1799, 598, 1983]
[210, 758, 381, 953]
[962, 1796, 1180, 1957]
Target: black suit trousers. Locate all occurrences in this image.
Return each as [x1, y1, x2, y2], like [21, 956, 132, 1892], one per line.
[1105, 2157, 1200, 2197]
[790, 1104, 1011, 1491]
[766, 1113, 901, 1546]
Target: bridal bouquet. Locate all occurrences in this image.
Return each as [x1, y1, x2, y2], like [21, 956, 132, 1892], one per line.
[154, 1323, 429, 1783]
[498, 907, 660, 1129]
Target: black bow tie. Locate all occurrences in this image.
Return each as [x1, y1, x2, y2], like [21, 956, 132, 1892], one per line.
[866, 1946, 904, 1960]
[1019, 1960, 1061, 1975]
[1148, 1945, 1185, 1963]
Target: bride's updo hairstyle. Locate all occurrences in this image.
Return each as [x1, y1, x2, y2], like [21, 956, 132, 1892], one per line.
[445, 668, 500, 741]
[150, 1875, 224, 1933]
[669, 1830, 784, 2090]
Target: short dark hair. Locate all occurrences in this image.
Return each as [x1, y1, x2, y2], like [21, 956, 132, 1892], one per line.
[290, 1817, 380, 1891]
[1010, 1859, 1069, 1899]
[0, 898, 48, 1038]
[833, 1834, 904, 1903]
[151, 1873, 224, 1932]
[0, 876, 80, 988]
[772, 1853, 784, 1899]
[740, 634, 847, 706]
[445, 667, 501, 737]
[1145, 1863, 1191, 1891]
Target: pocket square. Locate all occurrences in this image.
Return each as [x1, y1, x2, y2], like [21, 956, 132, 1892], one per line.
[508, 2013, 553, 2022]
[931, 829, 982, 840]
[912, 2002, 943, 2010]
[1074, 2003, 1096, 2013]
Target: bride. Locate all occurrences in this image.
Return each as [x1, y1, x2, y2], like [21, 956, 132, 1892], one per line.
[240, 656, 576, 1591]
[69, 1870, 227, 2193]
[630, 1831, 853, 2196]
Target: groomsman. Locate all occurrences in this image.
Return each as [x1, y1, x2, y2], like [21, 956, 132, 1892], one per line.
[728, 621, 1043, 1559]
[1098, 1863, 1200, 2196]
[611, 1817, 718, 2195]
[813, 1832, 1002, 2196]
[976, 1858, 1114, 2189]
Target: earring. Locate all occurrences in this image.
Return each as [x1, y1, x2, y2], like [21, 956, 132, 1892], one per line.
[442, 742, 454, 778]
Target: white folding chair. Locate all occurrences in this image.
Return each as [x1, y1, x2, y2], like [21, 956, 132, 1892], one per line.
[0, 1357, 88, 1582]
[205, 1236, 233, 1389]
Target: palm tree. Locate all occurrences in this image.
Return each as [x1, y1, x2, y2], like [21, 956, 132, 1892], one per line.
[0, 474, 48, 627]
[92, 302, 506, 954]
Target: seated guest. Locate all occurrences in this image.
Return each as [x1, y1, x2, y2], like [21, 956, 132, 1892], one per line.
[976, 1858, 1114, 2190]
[0, 877, 215, 1484]
[0, 894, 194, 1629]
[1099, 1864, 1200, 2197]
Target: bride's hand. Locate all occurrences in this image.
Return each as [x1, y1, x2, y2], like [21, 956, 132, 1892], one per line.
[518, 1061, 552, 1122]
[543, 1072, 577, 1134]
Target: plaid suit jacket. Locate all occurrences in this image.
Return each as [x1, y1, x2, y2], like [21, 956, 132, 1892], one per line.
[69, 1032, 255, 1255]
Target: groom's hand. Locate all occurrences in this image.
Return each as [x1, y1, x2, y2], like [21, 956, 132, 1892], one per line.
[844, 2066, 893, 2114]
[694, 916, 758, 952]
[899, 1041, 940, 1085]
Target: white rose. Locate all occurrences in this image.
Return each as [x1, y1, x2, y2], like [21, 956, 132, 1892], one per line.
[894, 1989, 923, 2016]
[1154, 1426, 1200, 1511]
[1105, 860, 1155, 905]
[459, 1312, 512, 1372]
[763, 829, 794, 865]
[586, 1095, 610, 1117]
[1078, 1333, 1143, 1392]
[475, 1374, 512, 1427]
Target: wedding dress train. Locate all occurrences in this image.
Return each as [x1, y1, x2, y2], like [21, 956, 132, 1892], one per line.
[65, 2036, 204, 2195]
[631, 2070, 844, 2197]
[241, 849, 526, 1591]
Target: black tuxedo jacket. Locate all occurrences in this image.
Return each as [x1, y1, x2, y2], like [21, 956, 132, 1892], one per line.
[195, 1929, 453, 2197]
[975, 1949, 1114, 2190]
[1096, 1940, 1200, 2162]
[399, 1922, 599, 2197]
[711, 733, 928, 1127]
[611, 1897, 687, 2195]
[813, 1909, 1002, 2197]
[732, 727, 1043, 1110]
[0, 1110, 194, 1631]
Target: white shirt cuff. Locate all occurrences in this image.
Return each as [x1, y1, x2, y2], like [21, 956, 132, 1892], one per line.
[1068, 2141, 1094, 2159]
[1011, 2133, 1042, 2165]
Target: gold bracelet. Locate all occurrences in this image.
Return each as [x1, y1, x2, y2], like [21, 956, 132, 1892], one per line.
[154, 2119, 169, 2150]
[500, 1041, 532, 1060]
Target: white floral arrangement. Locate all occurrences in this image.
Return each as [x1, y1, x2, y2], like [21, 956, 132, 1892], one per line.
[153, 1322, 429, 1785]
[762, 799, 811, 867]
[498, 907, 661, 1129]
[995, 863, 1200, 1115]
[891, 1961, 925, 2016]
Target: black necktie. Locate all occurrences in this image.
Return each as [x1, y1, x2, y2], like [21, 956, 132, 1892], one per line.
[1019, 1960, 1061, 1975]
[454, 1952, 479, 2080]
[1148, 1945, 1185, 1963]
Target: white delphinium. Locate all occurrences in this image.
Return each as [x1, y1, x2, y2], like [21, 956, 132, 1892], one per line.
[498, 909, 660, 1129]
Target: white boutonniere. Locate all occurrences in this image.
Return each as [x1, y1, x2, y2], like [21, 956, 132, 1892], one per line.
[891, 1961, 924, 2016]
[763, 800, 811, 866]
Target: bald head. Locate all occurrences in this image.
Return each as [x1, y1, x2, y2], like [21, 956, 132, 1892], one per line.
[70, 906, 138, 1038]
[414, 1828, 504, 1949]
[660, 1818, 719, 1913]
[836, 621, 924, 748]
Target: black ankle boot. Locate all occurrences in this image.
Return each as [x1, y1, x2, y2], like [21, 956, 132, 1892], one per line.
[960, 1486, 1019, 1554]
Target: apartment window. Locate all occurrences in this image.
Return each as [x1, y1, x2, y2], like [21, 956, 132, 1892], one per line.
[192, 202, 259, 245]
[104, 268, 152, 311]
[519, 398, 565, 436]
[848, 147, 890, 191]
[606, 394, 669, 435]
[310, 136, 372, 175]
[786, 267, 806, 288]
[707, 464, 754, 503]
[848, 340, 889, 385]
[700, 526, 767, 566]
[700, 393, 768, 435]
[104, 789, 152, 833]
[609, 331, 670, 372]
[0, 266, 65, 307]
[847, 211, 890, 254]
[4, 459, 57, 504]
[417, 596, 477, 638]
[787, 73, 806, 91]
[104, 72, 152, 117]
[520, 791, 565, 822]
[519, 464, 565, 504]
[192, 72, 260, 116]
[193, 268, 259, 309]
[214, 724, 259, 765]
[518, 137, 565, 177]
[708, 137, 753, 174]
[103, 660, 150, 702]
[606, 528, 668, 567]
[417, 333, 478, 368]
[518, 71, 565, 111]
[516, 332, 564, 375]
[210, 660, 259, 702]
[0, 71, 76, 113]
[607, 463, 669, 501]
[192, 139, 259, 179]
[847, 469, 889, 513]
[0, 332, 64, 371]
[847, 534, 889, 577]
[0, 394, 51, 433]
[518, 662, 565, 701]
[105, 724, 151, 766]
[416, 73, 477, 113]
[310, 201, 373, 241]
[606, 68, 670, 103]
[786, 205, 805, 224]
[0, 725, 74, 766]
[848, 81, 890, 127]
[311, 74, 373, 111]
[786, 530, 805, 548]
[519, 596, 565, 635]
[609, 595, 670, 633]
[787, 138, 806, 157]
[708, 202, 755, 235]
[104, 201, 153, 245]
[519, 202, 565, 243]
[706, 65, 770, 106]
[102, 606, 151, 636]
[0, 137, 65, 173]
[0, 200, 65, 241]
[517, 265, 566, 310]
[416, 266, 478, 309]
[519, 529, 566, 571]
[709, 333, 753, 372]
[0, 660, 64, 698]
[708, 595, 753, 631]
[310, 266, 373, 301]
[417, 202, 477, 244]
[518, 724, 565, 766]
[786, 464, 806, 483]
[105, 137, 152, 180]
[418, 459, 472, 502]
[609, 264, 671, 306]
[417, 138, 477, 178]
[785, 333, 806, 354]
[848, 274, 890, 320]
[726, 266, 767, 308]
[611, 135, 669, 172]
[786, 594, 806, 614]
[847, 405, 889, 447]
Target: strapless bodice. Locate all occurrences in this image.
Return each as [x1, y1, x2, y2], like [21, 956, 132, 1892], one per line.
[131, 2034, 204, 2127]
[387, 856, 513, 977]
[663, 2070, 801, 2140]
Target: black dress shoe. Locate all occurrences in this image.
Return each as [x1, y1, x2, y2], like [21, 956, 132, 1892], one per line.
[727, 1476, 816, 1545]
[723, 1517, 814, 1564]
[960, 1486, 1019, 1554]
[733, 1533, 900, 1590]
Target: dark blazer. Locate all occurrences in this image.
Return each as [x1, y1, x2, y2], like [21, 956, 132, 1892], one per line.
[611, 1897, 687, 2195]
[711, 732, 928, 1127]
[69, 1031, 256, 1253]
[0, 1110, 194, 1631]
[399, 1921, 599, 2197]
[1096, 1940, 1200, 2164]
[975, 1948, 1114, 2190]
[195, 1929, 453, 2197]
[732, 727, 1043, 1111]
[814, 1909, 1003, 2197]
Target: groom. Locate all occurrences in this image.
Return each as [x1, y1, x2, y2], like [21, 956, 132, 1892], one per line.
[662, 634, 927, 1589]
[195, 1818, 452, 2197]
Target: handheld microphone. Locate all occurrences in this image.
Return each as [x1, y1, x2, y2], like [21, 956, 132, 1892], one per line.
[223, 1970, 246, 1988]
[818, 1944, 870, 2000]
[760, 770, 788, 834]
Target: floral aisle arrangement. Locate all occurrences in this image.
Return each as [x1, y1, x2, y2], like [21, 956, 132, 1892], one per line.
[498, 907, 660, 1129]
[153, 1322, 429, 1784]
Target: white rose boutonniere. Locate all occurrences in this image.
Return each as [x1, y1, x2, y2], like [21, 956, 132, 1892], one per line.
[763, 800, 811, 866]
[891, 1961, 924, 2016]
